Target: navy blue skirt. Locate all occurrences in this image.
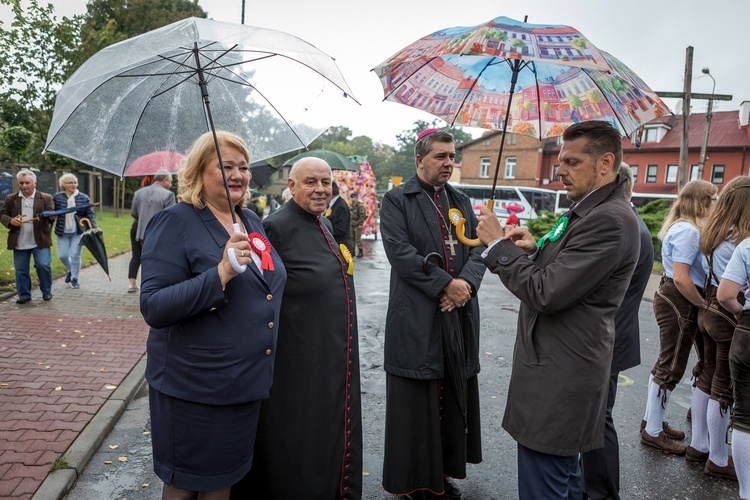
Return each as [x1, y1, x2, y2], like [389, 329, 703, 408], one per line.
[149, 387, 261, 491]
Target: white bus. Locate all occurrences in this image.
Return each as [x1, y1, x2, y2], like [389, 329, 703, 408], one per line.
[555, 190, 677, 212]
[449, 183, 559, 224]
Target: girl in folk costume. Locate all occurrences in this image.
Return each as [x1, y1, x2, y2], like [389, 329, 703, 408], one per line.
[641, 180, 716, 454]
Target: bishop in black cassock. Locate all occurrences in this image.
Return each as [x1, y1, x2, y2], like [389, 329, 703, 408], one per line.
[231, 158, 362, 499]
[380, 130, 485, 499]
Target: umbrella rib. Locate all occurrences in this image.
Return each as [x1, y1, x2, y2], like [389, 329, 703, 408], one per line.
[448, 58, 503, 127]
[585, 69, 630, 136]
[381, 57, 437, 102]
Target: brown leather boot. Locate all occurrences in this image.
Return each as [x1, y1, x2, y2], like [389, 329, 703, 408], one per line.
[641, 429, 687, 455]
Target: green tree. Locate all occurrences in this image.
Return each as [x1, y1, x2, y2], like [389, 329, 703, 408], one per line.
[76, 0, 206, 66]
[568, 94, 583, 109]
[510, 39, 526, 50]
[0, 0, 82, 166]
[611, 76, 629, 94]
[485, 29, 507, 42]
[570, 37, 588, 50]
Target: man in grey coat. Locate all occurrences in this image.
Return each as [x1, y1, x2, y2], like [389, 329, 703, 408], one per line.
[131, 171, 175, 244]
[476, 122, 640, 499]
[129, 171, 174, 292]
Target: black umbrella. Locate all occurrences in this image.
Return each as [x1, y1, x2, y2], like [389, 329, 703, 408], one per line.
[422, 252, 467, 432]
[249, 160, 279, 189]
[78, 217, 110, 280]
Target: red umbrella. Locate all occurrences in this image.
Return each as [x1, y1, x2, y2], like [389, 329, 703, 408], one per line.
[124, 151, 185, 177]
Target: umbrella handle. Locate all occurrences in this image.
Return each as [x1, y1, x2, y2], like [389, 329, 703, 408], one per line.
[453, 199, 491, 248]
[78, 217, 93, 230]
[227, 223, 248, 274]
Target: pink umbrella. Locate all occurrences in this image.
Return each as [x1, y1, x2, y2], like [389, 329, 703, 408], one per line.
[123, 151, 185, 177]
[505, 204, 524, 214]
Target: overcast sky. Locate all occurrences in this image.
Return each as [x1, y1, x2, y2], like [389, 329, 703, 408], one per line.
[2, 0, 748, 147]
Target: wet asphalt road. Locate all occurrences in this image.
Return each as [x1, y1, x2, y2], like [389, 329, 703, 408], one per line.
[66, 237, 739, 499]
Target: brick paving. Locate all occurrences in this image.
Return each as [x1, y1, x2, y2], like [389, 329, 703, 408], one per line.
[0, 251, 146, 499]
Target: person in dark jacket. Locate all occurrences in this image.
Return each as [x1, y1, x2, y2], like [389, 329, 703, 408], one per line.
[380, 129, 485, 499]
[477, 121, 640, 499]
[140, 130, 286, 499]
[580, 163, 654, 499]
[0, 170, 54, 303]
[52, 173, 96, 289]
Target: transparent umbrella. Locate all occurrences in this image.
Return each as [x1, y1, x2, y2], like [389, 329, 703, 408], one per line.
[44, 17, 358, 272]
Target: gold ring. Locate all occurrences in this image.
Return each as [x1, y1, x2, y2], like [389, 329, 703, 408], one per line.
[240, 250, 245, 257]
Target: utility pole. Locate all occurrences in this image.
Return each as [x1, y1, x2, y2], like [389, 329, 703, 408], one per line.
[656, 47, 732, 189]
[241, 0, 246, 24]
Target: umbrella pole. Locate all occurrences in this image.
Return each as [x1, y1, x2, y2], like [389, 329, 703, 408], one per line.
[453, 60, 524, 248]
[193, 43, 247, 274]
[488, 59, 522, 212]
[193, 43, 234, 225]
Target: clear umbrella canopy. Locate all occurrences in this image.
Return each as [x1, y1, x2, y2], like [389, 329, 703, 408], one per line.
[44, 17, 358, 176]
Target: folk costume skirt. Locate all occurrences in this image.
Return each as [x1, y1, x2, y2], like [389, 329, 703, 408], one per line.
[149, 388, 261, 491]
[382, 374, 482, 496]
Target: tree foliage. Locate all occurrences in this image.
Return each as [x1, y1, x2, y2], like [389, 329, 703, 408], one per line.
[75, 0, 206, 68]
[0, 0, 82, 165]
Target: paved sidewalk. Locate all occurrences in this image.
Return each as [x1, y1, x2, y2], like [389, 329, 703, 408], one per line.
[0, 252, 147, 499]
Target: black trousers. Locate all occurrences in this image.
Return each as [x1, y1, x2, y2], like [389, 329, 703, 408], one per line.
[128, 221, 141, 280]
[581, 372, 620, 500]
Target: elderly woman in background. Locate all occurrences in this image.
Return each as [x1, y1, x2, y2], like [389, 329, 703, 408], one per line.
[52, 173, 96, 289]
[688, 176, 750, 480]
[641, 180, 717, 455]
[140, 130, 286, 499]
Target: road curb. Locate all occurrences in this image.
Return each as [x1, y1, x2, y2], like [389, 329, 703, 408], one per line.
[31, 354, 147, 500]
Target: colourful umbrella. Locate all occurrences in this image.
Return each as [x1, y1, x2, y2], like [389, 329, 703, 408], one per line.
[373, 15, 670, 245]
[124, 151, 185, 177]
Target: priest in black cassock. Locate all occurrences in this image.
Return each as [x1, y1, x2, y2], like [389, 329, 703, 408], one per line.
[231, 157, 362, 499]
[380, 129, 485, 499]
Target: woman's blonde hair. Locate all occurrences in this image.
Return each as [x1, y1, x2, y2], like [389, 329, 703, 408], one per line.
[699, 176, 750, 254]
[658, 179, 716, 240]
[178, 130, 250, 209]
[58, 173, 78, 189]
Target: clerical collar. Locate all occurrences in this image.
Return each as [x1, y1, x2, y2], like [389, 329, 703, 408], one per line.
[417, 177, 445, 193]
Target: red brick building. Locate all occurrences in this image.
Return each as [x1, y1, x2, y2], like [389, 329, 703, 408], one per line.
[538, 103, 750, 193]
[456, 102, 750, 194]
[456, 130, 555, 186]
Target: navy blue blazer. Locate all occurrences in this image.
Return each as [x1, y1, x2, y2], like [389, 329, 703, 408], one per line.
[140, 202, 286, 405]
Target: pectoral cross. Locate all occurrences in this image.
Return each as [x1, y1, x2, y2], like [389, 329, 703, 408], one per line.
[445, 233, 458, 256]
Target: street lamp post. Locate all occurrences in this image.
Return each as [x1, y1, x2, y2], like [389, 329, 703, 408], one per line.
[697, 67, 716, 182]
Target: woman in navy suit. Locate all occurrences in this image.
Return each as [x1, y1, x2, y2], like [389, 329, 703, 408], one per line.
[140, 131, 286, 499]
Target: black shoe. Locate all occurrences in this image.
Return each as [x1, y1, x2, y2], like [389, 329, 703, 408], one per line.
[64, 271, 71, 283]
[443, 477, 463, 499]
[16, 297, 31, 304]
[43, 293, 52, 301]
[356, 252, 363, 258]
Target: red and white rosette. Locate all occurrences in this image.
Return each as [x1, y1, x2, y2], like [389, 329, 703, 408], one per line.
[248, 232, 274, 271]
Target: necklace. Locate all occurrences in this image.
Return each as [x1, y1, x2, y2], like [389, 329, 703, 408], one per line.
[424, 187, 458, 257]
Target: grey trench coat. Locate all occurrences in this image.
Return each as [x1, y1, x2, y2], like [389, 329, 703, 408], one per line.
[484, 177, 640, 456]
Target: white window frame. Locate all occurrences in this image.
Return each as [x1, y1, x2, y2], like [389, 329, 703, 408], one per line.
[504, 156, 516, 179]
[479, 157, 491, 178]
[665, 165, 678, 184]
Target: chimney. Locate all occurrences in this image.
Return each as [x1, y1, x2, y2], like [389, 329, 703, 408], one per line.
[740, 101, 750, 128]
